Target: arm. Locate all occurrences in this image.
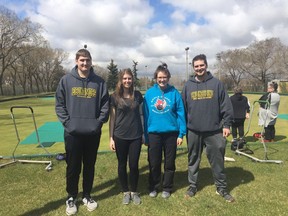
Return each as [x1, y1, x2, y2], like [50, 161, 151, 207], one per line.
[109, 106, 116, 151]
[55, 78, 70, 125]
[142, 96, 149, 145]
[98, 82, 110, 123]
[176, 92, 186, 145]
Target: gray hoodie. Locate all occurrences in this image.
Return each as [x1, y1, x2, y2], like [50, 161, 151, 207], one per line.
[182, 72, 233, 133]
[55, 66, 109, 135]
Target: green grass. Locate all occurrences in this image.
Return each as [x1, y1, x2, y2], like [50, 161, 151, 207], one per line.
[0, 94, 288, 215]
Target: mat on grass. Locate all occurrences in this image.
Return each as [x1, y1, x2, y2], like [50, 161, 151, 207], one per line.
[278, 114, 288, 120]
[20, 122, 64, 147]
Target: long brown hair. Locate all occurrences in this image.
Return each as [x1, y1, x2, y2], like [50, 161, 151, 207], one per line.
[113, 68, 135, 108]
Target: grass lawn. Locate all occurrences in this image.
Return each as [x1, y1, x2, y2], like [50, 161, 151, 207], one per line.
[0, 94, 287, 215]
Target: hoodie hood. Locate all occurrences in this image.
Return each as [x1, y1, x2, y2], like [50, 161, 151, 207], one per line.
[190, 71, 213, 83]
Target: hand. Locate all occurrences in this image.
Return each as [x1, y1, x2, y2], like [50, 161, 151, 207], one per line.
[246, 113, 250, 119]
[177, 137, 183, 146]
[223, 128, 230, 138]
[109, 138, 116, 151]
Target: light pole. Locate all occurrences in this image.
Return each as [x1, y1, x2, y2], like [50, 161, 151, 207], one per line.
[145, 65, 148, 90]
[185, 47, 189, 81]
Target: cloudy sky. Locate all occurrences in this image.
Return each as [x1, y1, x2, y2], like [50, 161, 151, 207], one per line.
[2, 0, 288, 78]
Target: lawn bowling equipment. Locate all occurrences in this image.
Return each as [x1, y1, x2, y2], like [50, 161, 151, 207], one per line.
[235, 100, 283, 164]
[0, 106, 52, 170]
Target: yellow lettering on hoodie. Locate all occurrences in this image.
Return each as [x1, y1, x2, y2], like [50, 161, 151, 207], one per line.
[191, 90, 214, 100]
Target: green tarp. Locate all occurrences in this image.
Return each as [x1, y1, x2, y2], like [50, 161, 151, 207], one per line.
[20, 122, 64, 147]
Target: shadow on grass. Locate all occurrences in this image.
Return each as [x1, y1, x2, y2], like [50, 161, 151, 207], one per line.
[19, 150, 254, 216]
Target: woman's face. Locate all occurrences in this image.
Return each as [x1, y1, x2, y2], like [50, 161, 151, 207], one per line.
[122, 73, 133, 89]
[156, 71, 169, 90]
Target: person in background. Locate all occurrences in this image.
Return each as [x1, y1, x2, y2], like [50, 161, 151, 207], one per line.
[143, 62, 186, 199]
[109, 68, 143, 205]
[182, 54, 235, 203]
[258, 82, 280, 142]
[55, 49, 109, 215]
[230, 87, 250, 141]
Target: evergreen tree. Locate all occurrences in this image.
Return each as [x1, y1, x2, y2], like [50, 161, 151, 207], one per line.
[132, 60, 140, 89]
[107, 59, 118, 91]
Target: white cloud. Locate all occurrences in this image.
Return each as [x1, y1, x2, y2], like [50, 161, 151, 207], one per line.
[3, 0, 288, 78]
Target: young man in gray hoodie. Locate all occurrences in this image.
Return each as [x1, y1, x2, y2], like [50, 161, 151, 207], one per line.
[182, 54, 235, 203]
[55, 49, 109, 215]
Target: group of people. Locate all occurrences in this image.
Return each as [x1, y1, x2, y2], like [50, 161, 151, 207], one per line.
[55, 49, 278, 216]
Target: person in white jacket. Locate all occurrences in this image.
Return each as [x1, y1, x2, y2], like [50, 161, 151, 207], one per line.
[258, 82, 280, 142]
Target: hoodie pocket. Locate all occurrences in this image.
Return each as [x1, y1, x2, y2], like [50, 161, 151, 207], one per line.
[65, 117, 103, 135]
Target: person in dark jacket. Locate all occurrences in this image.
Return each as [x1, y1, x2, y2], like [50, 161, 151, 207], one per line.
[230, 87, 250, 141]
[182, 54, 235, 203]
[109, 68, 143, 205]
[55, 49, 109, 215]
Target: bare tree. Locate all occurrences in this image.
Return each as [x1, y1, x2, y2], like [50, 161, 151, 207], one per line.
[0, 6, 43, 95]
[244, 38, 283, 91]
[216, 49, 250, 87]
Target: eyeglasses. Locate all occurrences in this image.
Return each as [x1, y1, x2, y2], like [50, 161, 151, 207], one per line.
[157, 76, 168, 80]
[194, 64, 205, 68]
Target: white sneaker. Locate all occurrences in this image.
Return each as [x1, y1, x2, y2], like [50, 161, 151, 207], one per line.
[66, 197, 77, 215]
[82, 197, 98, 212]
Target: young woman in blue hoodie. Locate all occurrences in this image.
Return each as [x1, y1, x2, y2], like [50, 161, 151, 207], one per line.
[143, 63, 186, 199]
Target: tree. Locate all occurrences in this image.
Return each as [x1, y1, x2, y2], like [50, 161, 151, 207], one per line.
[0, 6, 43, 95]
[107, 59, 118, 91]
[244, 38, 284, 91]
[216, 49, 249, 87]
[132, 60, 140, 89]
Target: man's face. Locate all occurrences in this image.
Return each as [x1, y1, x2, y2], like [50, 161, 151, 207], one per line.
[193, 60, 207, 78]
[76, 56, 92, 73]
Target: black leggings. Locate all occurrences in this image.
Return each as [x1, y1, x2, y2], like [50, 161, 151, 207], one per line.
[114, 136, 142, 192]
[264, 125, 275, 140]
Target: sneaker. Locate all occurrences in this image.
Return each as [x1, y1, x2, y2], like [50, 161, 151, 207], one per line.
[161, 191, 171, 199]
[66, 197, 77, 216]
[82, 197, 98, 212]
[216, 189, 235, 203]
[122, 192, 131, 205]
[149, 190, 157, 198]
[185, 186, 197, 197]
[131, 192, 141, 205]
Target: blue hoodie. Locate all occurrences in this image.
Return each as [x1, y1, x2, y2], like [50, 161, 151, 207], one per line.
[55, 66, 109, 135]
[143, 84, 186, 142]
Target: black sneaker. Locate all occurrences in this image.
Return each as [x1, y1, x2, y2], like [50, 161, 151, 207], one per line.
[185, 186, 197, 197]
[216, 189, 235, 203]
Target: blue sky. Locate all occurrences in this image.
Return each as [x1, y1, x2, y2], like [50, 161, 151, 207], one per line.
[2, 0, 288, 78]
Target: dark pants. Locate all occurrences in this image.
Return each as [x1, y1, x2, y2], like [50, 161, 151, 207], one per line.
[264, 125, 275, 140]
[148, 132, 178, 193]
[187, 130, 227, 190]
[114, 136, 142, 192]
[64, 131, 101, 199]
[231, 118, 245, 139]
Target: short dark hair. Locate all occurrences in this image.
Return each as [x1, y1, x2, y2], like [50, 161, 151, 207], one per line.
[270, 82, 278, 92]
[75, 49, 92, 60]
[153, 62, 171, 79]
[192, 54, 208, 67]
